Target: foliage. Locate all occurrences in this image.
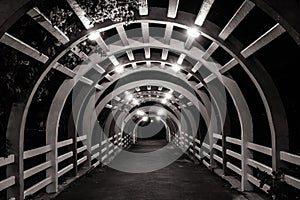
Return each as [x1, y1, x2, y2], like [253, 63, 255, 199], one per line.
[257, 168, 300, 200]
[77, 0, 145, 25]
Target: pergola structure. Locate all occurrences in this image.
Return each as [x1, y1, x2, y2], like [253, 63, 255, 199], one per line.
[0, 0, 300, 199]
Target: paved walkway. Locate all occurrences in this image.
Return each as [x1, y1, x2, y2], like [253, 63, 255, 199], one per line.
[55, 140, 247, 200]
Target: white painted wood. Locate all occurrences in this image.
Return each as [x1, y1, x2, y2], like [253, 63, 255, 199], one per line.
[116, 25, 129, 46]
[77, 146, 87, 154]
[226, 162, 242, 175]
[91, 152, 100, 160]
[195, 0, 215, 26]
[139, 0, 148, 15]
[91, 144, 100, 151]
[213, 154, 223, 164]
[225, 136, 241, 146]
[80, 76, 94, 85]
[285, 175, 300, 189]
[247, 142, 272, 156]
[167, 0, 180, 18]
[0, 176, 15, 191]
[24, 177, 52, 197]
[23, 145, 52, 159]
[93, 64, 106, 74]
[95, 35, 110, 52]
[161, 49, 168, 60]
[202, 159, 210, 168]
[247, 158, 272, 174]
[241, 23, 286, 58]
[247, 174, 270, 192]
[77, 156, 87, 166]
[58, 152, 73, 163]
[142, 22, 150, 43]
[0, 33, 49, 63]
[226, 149, 241, 160]
[219, 58, 239, 73]
[24, 161, 52, 179]
[192, 62, 202, 73]
[0, 155, 14, 167]
[66, 0, 94, 29]
[177, 54, 186, 65]
[77, 135, 87, 142]
[213, 133, 222, 139]
[53, 62, 77, 78]
[164, 23, 173, 44]
[126, 50, 135, 61]
[57, 139, 73, 148]
[213, 144, 222, 152]
[27, 7, 69, 44]
[280, 151, 300, 166]
[202, 42, 219, 60]
[202, 142, 210, 149]
[219, 0, 255, 40]
[144, 47, 151, 58]
[58, 164, 74, 178]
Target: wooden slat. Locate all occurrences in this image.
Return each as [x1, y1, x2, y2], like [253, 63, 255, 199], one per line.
[226, 149, 241, 160]
[58, 164, 74, 178]
[142, 22, 150, 43]
[213, 144, 222, 152]
[77, 135, 87, 142]
[0, 155, 15, 167]
[24, 161, 51, 179]
[247, 174, 270, 192]
[139, 0, 148, 15]
[202, 159, 210, 168]
[219, 58, 239, 74]
[58, 152, 73, 163]
[177, 54, 186, 65]
[53, 62, 76, 78]
[213, 133, 222, 139]
[285, 175, 300, 189]
[77, 156, 87, 165]
[167, 0, 180, 18]
[241, 23, 285, 58]
[219, 0, 255, 40]
[80, 76, 94, 85]
[116, 25, 129, 46]
[280, 151, 300, 166]
[226, 136, 241, 146]
[66, 0, 93, 29]
[24, 145, 52, 159]
[213, 154, 223, 163]
[77, 145, 87, 154]
[247, 142, 272, 156]
[202, 142, 210, 149]
[144, 47, 151, 59]
[27, 7, 69, 44]
[93, 64, 106, 74]
[192, 62, 202, 73]
[24, 177, 52, 197]
[91, 144, 100, 151]
[93, 161, 100, 168]
[164, 23, 173, 44]
[226, 162, 242, 175]
[247, 158, 272, 174]
[126, 50, 135, 61]
[57, 138, 73, 148]
[95, 35, 110, 52]
[0, 33, 49, 63]
[202, 42, 219, 60]
[0, 176, 15, 191]
[92, 152, 100, 160]
[195, 0, 216, 26]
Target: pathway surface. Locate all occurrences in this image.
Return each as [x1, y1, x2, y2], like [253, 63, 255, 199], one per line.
[55, 140, 247, 200]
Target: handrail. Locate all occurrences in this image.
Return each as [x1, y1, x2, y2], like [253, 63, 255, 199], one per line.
[225, 136, 241, 146]
[23, 145, 52, 159]
[0, 154, 15, 167]
[247, 142, 272, 156]
[57, 138, 73, 148]
[280, 151, 300, 166]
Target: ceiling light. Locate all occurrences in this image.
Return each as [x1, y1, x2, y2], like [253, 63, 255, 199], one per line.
[157, 109, 165, 116]
[115, 65, 124, 74]
[132, 99, 139, 106]
[165, 93, 172, 99]
[161, 98, 168, 104]
[187, 28, 201, 38]
[88, 32, 100, 40]
[142, 116, 149, 122]
[136, 110, 145, 116]
[172, 64, 181, 72]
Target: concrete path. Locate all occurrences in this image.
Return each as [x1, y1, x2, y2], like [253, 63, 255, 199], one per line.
[55, 140, 247, 200]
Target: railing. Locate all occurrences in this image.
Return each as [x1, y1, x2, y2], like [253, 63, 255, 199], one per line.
[172, 132, 300, 193]
[1, 132, 133, 199]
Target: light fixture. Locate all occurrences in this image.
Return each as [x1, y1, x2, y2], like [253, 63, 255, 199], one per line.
[132, 99, 139, 106]
[187, 28, 201, 38]
[136, 110, 145, 116]
[165, 93, 172, 99]
[115, 65, 124, 74]
[172, 64, 181, 72]
[88, 32, 100, 40]
[161, 98, 168, 104]
[142, 116, 149, 122]
[157, 109, 165, 116]
[125, 93, 133, 101]
[155, 116, 161, 121]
